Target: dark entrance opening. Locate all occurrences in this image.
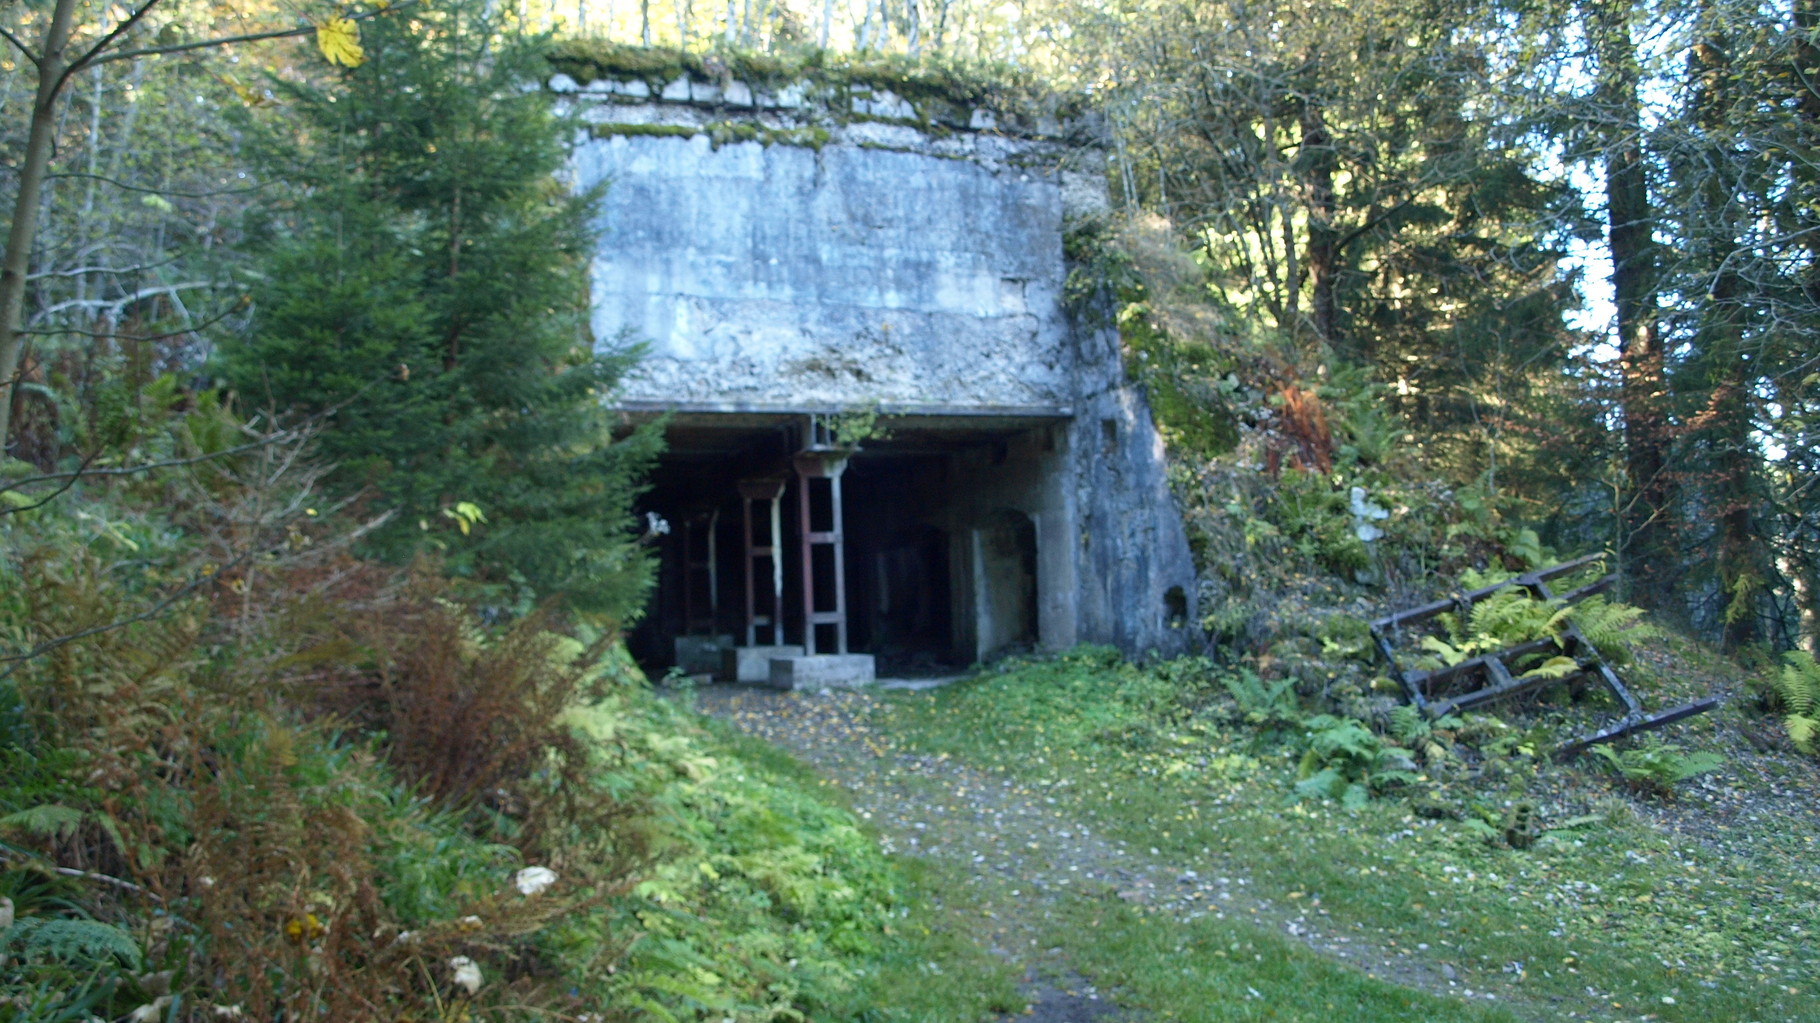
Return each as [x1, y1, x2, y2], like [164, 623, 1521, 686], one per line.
[624, 410, 1061, 679]
[974, 507, 1038, 660]
[842, 454, 955, 674]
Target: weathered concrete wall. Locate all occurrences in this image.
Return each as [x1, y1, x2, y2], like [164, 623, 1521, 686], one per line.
[573, 124, 1080, 410]
[566, 70, 1198, 658]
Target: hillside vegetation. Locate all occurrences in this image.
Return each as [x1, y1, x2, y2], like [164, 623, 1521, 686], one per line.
[5, 0, 1818, 1018]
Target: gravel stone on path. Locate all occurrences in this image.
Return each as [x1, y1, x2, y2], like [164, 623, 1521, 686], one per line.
[688, 683, 1496, 1021]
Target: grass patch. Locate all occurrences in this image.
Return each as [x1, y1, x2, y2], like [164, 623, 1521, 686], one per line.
[692, 703, 1024, 1022]
[882, 648, 1818, 1023]
[1048, 897, 1522, 1022]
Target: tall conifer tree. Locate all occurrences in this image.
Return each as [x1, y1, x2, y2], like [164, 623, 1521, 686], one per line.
[222, 0, 659, 618]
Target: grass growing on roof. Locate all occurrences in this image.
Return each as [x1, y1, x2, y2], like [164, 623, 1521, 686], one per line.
[544, 38, 1078, 124]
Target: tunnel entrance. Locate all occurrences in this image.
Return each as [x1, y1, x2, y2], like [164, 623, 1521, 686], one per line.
[625, 409, 1066, 681]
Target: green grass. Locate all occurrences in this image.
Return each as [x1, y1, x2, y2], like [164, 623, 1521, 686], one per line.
[859, 855, 1027, 1022]
[696, 713, 1024, 1022]
[880, 648, 1818, 1023]
[1046, 897, 1521, 1022]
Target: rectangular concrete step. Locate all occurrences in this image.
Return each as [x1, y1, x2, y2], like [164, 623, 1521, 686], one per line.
[766, 654, 877, 690]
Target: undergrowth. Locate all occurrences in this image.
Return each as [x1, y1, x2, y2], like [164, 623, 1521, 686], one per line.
[0, 391, 954, 1022]
[885, 648, 1814, 1023]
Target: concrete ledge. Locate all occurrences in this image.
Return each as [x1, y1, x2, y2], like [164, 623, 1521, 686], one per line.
[674, 635, 733, 676]
[766, 654, 877, 691]
[722, 644, 806, 683]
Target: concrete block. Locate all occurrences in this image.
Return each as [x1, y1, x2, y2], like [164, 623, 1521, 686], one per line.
[767, 654, 877, 690]
[673, 635, 733, 676]
[722, 644, 805, 683]
[594, 78, 648, 99]
[723, 81, 753, 107]
[661, 76, 691, 101]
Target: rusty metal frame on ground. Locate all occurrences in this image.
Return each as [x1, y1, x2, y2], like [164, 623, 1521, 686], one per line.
[1368, 555, 1718, 758]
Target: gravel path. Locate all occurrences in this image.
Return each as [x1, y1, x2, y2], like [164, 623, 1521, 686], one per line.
[688, 683, 1503, 1021]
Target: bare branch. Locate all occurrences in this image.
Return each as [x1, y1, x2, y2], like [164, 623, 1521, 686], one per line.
[92, 22, 315, 67]
[45, 171, 267, 199]
[91, 3, 418, 68]
[27, 256, 183, 280]
[56, 0, 163, 94]
[0, 23, 37, 66]
[0, 546, 254, 681]
[36, 282, 211, 318]
[1, 431, 304, 497]
[0, 449, 99, 515]
[19, 298, 245, 341]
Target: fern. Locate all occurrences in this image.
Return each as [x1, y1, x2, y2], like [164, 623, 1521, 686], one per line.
[1221, 671, 1300, 730]
[1419, 635, 1472, 666]
[1589, 740, 1724, 795]
[0, 804, 127, 860]
[1566, 596, 1654, 665]
[1519, 655, 1581, 681]
[1387, 704, 1429, 744]
[0, 916, 142, 970]
[1771, 651, 1820, 715]
[1467, 588, 1559, 649]
[1786, 715, 1819, 754]
[0, 804, 85, 841]
[1770, 652, 1820, 753]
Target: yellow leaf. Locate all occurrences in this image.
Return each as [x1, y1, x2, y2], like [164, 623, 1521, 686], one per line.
[316, 17, 364, 68]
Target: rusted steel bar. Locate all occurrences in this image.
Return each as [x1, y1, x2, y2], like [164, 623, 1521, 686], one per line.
[1370, 625, 1426, 711]
[1370, 554, 1607, 632]
[1405, 636, 1562, 702]
[1428, 656, 1585, 718]
[1555, 698, 1722, 759]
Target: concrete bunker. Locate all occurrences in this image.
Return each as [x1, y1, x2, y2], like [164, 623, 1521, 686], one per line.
[564, 55, 1202, 685]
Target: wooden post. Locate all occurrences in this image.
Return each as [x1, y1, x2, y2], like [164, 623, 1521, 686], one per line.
[794, 446, 852, 655]
[737, 477, 788, 647]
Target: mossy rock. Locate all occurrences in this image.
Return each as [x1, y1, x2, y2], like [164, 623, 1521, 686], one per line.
[545, 40, 1082, 128]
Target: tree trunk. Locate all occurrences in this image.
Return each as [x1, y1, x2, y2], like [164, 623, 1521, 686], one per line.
[0, 0, 79, 458]
[1298, 99, 1339, 353]
[1590, 0, 1671, 610]
[1690, 14, 1762, 649]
